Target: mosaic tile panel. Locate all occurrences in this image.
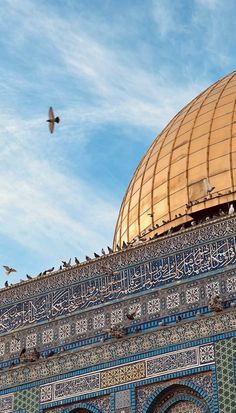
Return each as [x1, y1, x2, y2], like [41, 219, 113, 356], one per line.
[165, 401, 202, 412]
[39, 344, 214, 407]
[101, 361, 146, 388]
[44, 395, 111, 413]
[0, 394, 14, 412]
[147, 349, 197, 376]
[0, 310, 230, 391]
[0, 217, 236, 335]
[0, 268, 235, 364]
[14, 388, 39, 413]
[115, 390, 131, 408]
[215, 337, 236, 413]
[136, 372, 214, 413]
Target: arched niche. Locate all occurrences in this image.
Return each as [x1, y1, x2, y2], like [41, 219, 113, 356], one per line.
[63, 403, 102, 413]
[144, 384, 212, 413]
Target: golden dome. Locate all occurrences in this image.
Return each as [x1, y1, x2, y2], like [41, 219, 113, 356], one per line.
[113, 71, 236, 248]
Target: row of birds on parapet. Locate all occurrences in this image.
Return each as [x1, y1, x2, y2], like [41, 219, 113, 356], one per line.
[2, 203, 235, 288]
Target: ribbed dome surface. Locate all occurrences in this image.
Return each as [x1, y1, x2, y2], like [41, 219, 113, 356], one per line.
[113, 71, 236, 248]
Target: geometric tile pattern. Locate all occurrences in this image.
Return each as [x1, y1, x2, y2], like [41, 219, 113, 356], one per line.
[0, 216, 236, 338]
[115, 390, 131, 408]
[1, 310, 232, 390]
[100, 361, 146, 388]
[136, 371, 214, 413]
[165, 401, 202, 412]
[39, 344, 214, 405]
[215, 337, 236, 413]
[14, 388, 39, 413]
[44, 394, 111, 413]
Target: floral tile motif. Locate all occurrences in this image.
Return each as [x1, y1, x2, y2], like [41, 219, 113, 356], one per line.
[206, 281, 220, 298]
[59, 324, 71, 340]
[147, 298, 160, 314]
[111, 309, 123, 326]
[40, 384, 52, 403]
[227, 276, 236, 293]
[26, 333, 37, 349]
[10, 338, 21, 354]
[199, 344, 215, 364]
[186, 287, 199, 304]
[76, 318, 88, 334]
[167, 293, 180, 309]
[0, 342, 5, 356]
[42, 329, 54, 344]
[93, 313, 105, 330]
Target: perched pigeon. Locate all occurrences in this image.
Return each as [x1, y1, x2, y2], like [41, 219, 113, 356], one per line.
[228, 204, 235, 215]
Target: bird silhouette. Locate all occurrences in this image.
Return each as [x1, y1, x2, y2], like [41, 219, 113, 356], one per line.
[101, 265, 114, 276]
[94, 252, 100, 258]
[116, 244, 121, 251]
[26, 274, 33, 280]
[107, 246, 113, 254]
[3, 265, 16, 275]
[37, 272, 42, 277]
[228, 204, 235, 215]
[19, 348, 26, 358]
[5, 281, 9, 287]
[101, 248, 106, 255]
[62, 259, 71, 268]
[46, 350, 55, 358]
[85, 256, 92, 261]
[75, 257, 80, 265]
[46, 107, 60, 134]
[126, 308, 138, 320]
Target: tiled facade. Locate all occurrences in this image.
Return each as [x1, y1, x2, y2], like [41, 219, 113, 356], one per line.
[0, 215, 235, 412]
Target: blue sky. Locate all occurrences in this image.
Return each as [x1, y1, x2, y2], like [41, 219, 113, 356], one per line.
[0, 0, 235, 285]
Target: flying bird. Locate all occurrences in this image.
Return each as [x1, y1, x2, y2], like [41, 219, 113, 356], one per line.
[3, 265, 16, 275]
[46, 107, 60, 134]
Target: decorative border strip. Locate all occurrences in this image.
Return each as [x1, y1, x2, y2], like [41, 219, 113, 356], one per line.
[0, 215, 235, 308]
[0, 311, 234, 392]
[39, 344, 215, 405]
[0, 235, 235, 335]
